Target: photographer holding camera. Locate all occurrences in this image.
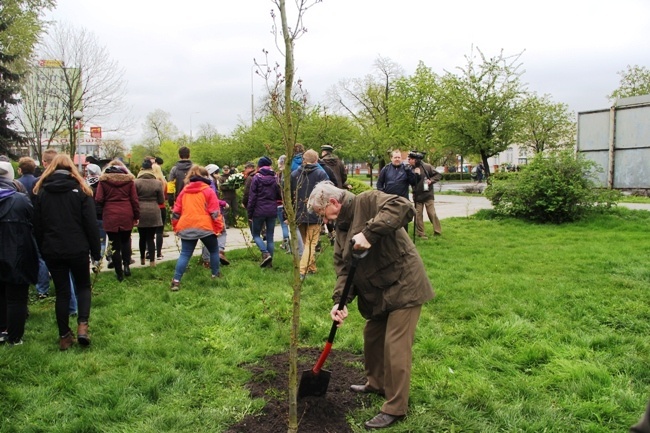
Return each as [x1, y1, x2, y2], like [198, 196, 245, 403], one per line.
[407, 151, 442, 239]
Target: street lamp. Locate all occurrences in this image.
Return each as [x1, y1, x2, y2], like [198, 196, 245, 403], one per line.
[251, 62, 268, 125]
[73, 110, 83, 171]
[190, 111, 199, 143]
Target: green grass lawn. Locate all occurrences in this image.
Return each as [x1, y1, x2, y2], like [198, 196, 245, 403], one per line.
[2, 207, 650, 432]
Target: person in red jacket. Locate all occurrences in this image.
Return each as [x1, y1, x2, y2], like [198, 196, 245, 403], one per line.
[95, 160, 140, 282]
[170, 165, 224, 291]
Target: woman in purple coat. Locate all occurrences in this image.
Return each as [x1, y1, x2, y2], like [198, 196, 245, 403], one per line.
[95, 160, 140, 281]
[247, 157, 282, 268]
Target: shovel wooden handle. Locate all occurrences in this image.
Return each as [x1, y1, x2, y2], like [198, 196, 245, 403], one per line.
[312, 244, 366, 374]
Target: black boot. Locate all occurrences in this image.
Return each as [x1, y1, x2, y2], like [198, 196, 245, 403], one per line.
[123, 263, 131, 277]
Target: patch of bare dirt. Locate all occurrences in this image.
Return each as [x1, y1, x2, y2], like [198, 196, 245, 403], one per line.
[226, 347, 373, 433]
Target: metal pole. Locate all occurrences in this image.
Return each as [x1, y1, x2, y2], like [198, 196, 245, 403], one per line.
[73, 110, 83, 172]
[251, 64, 255, 125]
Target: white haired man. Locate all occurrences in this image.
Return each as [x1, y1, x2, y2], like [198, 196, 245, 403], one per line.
[308, 181, 434, 429]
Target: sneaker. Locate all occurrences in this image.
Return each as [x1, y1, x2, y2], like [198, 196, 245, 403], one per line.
[157, 254, 164, 260]
[170, 280, 181, 291]
[211, 273, 222, 279]
[37, 293, 48, 300]
[202, 261, 211, 269]
[260, 253, 272, 268]
[9, 339, 24, 346]
[0, 331, 7, 344]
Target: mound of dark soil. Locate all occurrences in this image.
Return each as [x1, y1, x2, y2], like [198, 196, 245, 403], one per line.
[226, 347, 373, 432]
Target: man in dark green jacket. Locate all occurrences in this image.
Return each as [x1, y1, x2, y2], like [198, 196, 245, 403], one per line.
[308, 182, 435, 429]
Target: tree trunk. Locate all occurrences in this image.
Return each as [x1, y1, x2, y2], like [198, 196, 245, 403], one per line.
[277, 2, 300, 432]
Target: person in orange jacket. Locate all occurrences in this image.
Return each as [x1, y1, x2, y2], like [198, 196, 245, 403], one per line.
[170, 165, 223, 291]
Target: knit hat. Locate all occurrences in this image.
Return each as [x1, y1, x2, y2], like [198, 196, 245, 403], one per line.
[205, 164, 219, 175]
[105, 165, 127, 174]
[86, 164, 101, 176]
[0, 161, 15, 181]
[257, 156, 272, 168]
[141, 159, 153, 170]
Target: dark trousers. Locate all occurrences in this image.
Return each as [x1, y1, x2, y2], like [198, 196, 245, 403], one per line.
[0, 281, 29, 343]
[155, 207, 167, 257]
[107, 230, 132, 275]
[138, 227, 157, 262]
[46, 255, 91, 337]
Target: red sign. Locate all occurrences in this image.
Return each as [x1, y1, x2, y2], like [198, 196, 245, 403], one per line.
[90, 127, 102, 138]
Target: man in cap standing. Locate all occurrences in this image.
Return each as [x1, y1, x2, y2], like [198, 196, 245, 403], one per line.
[320, 144, 348, 189]
[408, 151, 442, 239]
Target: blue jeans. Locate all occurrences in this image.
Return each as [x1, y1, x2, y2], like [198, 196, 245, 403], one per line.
[277, 206, 289, 240]
[174, 235, 219, 280]
[69, 273, 78, 315]
[202, 232, 227, 261]
[97, 219, 106, 257]
[36, 257, 50, 296]
[252, 216, 276, 256]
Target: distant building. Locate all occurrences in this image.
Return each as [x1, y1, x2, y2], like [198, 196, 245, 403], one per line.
[15, 60, 101, 164]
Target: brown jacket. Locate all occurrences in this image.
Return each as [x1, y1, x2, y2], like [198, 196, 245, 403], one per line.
[332, 190, 435, 320]
[412, 162, 442, 203]
[135, 172, 164, 228]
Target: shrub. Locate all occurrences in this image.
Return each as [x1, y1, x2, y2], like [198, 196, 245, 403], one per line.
[441, 172, 475, 181]
[484, 151, 622, 224]
[346, 177, 372, 194]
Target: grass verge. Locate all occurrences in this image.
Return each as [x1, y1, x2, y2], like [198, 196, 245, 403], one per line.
[1, 207, 649, 432]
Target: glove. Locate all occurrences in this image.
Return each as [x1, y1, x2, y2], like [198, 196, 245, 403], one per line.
[351, 232, 371, 250]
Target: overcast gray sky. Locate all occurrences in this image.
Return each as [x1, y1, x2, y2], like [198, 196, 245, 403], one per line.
[46, 0, 650, 144]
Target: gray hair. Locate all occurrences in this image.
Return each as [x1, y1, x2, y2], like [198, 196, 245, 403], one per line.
[307, 181, 345, 213]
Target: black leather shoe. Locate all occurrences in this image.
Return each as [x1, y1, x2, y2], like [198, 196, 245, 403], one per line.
[364, 412, 404, 429]
[123, 264, 131, 277]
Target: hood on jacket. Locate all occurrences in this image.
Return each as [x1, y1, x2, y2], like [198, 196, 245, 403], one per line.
[182, 178, 211, 194]
[42, 171, 83, 194]
[136, 170, 157, 179]
[99, 172, 135, 186]
[0, 177, 17, 195]
[175, 159, 193, 171]
[256, 167, 276, 177]
[300, 163, 322, 174]
[0, 186, 17, 203]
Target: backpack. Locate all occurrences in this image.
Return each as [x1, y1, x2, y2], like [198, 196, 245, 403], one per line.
[171, 164, 190, 199]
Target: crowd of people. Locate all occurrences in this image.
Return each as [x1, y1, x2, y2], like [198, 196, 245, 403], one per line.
[1, 144, 445, 430]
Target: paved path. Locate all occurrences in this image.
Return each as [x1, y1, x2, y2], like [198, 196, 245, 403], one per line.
[119, 194, 647, 271]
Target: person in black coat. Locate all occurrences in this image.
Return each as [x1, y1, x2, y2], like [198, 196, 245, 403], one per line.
[0, 161, 39, 345]
[33, 155, 101, 351]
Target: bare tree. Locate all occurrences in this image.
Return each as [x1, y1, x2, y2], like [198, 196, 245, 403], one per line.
[101, 138, 126, 160]
[265, 1, 322, 431]
[141, 109, 179, 155]
[326, 56, 404, 182]
[31, 22, 129, 158]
